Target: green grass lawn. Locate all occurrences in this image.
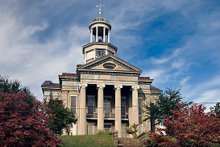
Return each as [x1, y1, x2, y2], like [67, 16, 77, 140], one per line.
[60, 134, 116, 147]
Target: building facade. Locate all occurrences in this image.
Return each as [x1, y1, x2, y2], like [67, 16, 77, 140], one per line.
[41, 7, 160, 137]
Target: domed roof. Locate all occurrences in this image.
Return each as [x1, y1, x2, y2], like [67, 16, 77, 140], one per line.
[89, 15, 111, 29]
[93, 15, 108, 22]
[89, 3, 111, 29]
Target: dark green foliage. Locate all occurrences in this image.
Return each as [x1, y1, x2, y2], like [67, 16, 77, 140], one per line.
[144, 89, 191, 131]
[143, 103, 158, 132]
[156, 89, 189, 120]
[0, 75, 32, 97]
[45, 97, 77, 135]
[210, 102, 220, 116]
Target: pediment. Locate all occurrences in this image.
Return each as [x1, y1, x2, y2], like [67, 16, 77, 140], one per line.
[77, 55, 142, 75]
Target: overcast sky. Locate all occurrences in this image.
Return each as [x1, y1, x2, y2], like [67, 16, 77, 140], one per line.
[1, 0, 220, 108]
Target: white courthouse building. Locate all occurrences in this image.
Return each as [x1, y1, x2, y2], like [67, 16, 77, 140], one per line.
[41, 6, 160, 137]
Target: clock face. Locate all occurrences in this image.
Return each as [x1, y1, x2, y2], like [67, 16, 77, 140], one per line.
[96, 49, 105, 57]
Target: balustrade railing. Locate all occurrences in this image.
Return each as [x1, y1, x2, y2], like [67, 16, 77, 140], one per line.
[86, 107, 128, 119]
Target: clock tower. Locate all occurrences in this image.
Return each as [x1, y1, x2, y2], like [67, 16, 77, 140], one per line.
[83, 3, 118, 63]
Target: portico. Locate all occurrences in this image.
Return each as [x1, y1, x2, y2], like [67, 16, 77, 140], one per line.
[77, 82, 139, 137]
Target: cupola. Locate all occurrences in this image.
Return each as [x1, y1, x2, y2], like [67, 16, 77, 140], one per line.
[82, 3, 118, 63]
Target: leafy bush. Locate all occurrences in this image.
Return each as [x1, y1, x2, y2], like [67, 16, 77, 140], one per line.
[0, 76, 62, 146]
[126, 123, 138, 138]
[144, 132, 179, 147]
[144, 104, 220, 147]
[97, 130, 113, 135]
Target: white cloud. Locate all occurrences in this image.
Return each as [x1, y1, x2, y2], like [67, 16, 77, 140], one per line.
[0, 2, 87, 100]
[195, 89, 220, 103]
[150, 48, 182, 65]
[180, 76, 191, 87]
[180, 75, 220, 104]
[143, 69, 165, 80]
[151, 57, 170, 64]
[171, 59, 185, 69]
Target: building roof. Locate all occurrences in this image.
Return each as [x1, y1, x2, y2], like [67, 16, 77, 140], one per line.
[93, 15, 109, 22]
[77, 54, 142, 75]
[89, 14, 111, 30]
[150, 85, 162, 94]
[89, 2, 111, 29]
[41, 81, 60, 90]
[138, 76, 153, 83]
[60, 73, 78, 77]
[59, 73, 78, 81]
[89, 18, 111, 29]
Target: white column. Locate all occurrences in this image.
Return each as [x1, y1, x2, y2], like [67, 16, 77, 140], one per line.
[78, 84, 87, 135]
[108, 31, 110, 43]
[103, 27, 106, 42]
[115, 85, 122, 137]
[96, 26, 98, 42]
[90, 28, 93, 43]
[131, 85, 139, 125]
[97, 84, 105, 131]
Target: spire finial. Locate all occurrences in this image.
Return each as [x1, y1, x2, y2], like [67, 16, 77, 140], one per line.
[96, 1, 104, 16]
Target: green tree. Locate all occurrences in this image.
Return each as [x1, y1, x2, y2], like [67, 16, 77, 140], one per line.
[143, 102, 158, 132]
[210, 102, 220, 116]
[144, 89, 191, 132]
[0, 75, 32, 97]
[45, 96, 77, 135]
[156, 89, 187, 120]
[0, 76, 62, 146]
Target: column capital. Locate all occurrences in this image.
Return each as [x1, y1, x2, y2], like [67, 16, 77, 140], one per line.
[80, 83, 88, 88]
[114, 85, 122, 90]
[97, 84, 105, 88]
[132, 85, 140, 90]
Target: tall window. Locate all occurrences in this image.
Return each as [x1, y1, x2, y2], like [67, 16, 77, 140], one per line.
[71, 96, 77, 113]
[104, 98, 111, 117]
[87, 96, 95, 114]
[121, 97, 126, 116]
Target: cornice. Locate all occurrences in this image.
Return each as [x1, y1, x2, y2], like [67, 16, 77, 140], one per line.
[78, 70, 140, 76]
[89, 21, 111, 30]
[78, 55, 142, 74]
[82, 42, 118, 54]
